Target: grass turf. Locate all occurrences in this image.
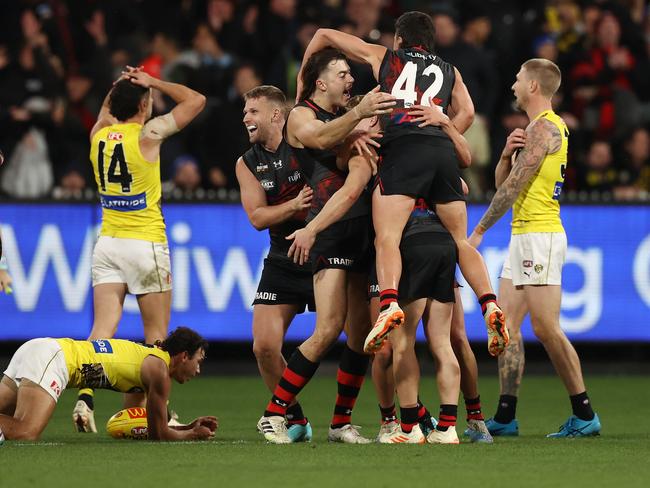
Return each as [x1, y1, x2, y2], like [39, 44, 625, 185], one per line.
[2, 375, 649, 487]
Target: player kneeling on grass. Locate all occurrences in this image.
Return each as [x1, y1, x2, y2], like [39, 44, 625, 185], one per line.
[0, 327, 217, 441]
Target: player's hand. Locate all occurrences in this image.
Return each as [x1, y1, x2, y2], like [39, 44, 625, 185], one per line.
[468, 229, 483, 248]
[0, 270, 13, 294]
[292, 185, 313, 212]
[354, 86, 396, 119]
[189, 416, 219, 432]
[349, 130, 382, 162]
[122, 66, 154, 88]
[191, 423, 215, 440]
[286, 227, 316, 265]
[409, 103, 449, 128]
[502, 128, 526, 159]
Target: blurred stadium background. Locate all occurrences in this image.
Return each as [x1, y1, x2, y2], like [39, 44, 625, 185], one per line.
[0, 1, 649, 485]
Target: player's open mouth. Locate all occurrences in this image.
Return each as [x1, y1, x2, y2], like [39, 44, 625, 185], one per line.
[247, 125, 257, 134]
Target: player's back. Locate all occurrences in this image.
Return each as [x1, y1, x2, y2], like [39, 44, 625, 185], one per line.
[90, 123, 166, 243]
[512, 110, 569, 234]
[379, 48, 456, 144]
[57, 338, 170, 393]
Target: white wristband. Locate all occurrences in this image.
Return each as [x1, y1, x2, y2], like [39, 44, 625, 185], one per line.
[0, 255, 8, 271]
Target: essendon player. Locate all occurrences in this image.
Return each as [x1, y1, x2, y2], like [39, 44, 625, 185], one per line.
[257, 51, 394, 444]
[300, 12, 509, 358]
[235, 86, 314, 442]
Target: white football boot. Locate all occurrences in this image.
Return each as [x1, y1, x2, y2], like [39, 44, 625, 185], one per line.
[72, 400, 97, 433]
[257, 416, 291, 444]
[364, 302, 404, 353]
[376, 420, 400, 442]
[378, 424, 426, 444]
[426, 426, 460, 444]
[328, 424, 372, 444]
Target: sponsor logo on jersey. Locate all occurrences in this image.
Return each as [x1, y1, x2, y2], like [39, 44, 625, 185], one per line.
[288, 171, 301, 183]
[108, 132, 124, 141]
[100, 192, 147, 212]
[261, 180, 275, 190]
[272, 159, 283, 169]
[92, 339, 113, 354]
[523, 260, 533, 268]
[256, 163, 269, 173]
[328, 257, 354, 266]
[405, 50, 434, 60]
[553, 181, 564, 200]
[256, 291, 277, 301]
[369, 284, 379, 293]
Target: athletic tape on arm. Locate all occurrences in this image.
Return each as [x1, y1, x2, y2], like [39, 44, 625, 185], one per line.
[141, 113, 179, 141]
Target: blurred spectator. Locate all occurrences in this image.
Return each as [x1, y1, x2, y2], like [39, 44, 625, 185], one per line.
[615, 127, 650, 199]
[167, 155, 203, 192]
[577, 140, 617, 193]
[190, 23, 236, 99]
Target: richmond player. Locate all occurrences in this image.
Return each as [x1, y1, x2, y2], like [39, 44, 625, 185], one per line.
[235, 85, 314, 442]
[72, 67, 206, 432]
[0, 327, 216, 441]
[469, 59, 601, 438]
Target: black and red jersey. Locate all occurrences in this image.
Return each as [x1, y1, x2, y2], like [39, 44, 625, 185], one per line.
[242, 139, 306, 255]
[403, 197, 449, 239]
[379, 47, 456, 143]
[289, 99, 370, 222]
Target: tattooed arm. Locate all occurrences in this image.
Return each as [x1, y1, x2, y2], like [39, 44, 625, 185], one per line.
[470, 118, 561, 243]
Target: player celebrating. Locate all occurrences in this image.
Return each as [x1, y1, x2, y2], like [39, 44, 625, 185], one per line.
[468, 59, 601, 438]
[236, 85, 314, 442]
[256, 51, 394, 444]
[73, 67, 206, 432]
[298, 12, 508, 358]
[0, 327, 216, 441]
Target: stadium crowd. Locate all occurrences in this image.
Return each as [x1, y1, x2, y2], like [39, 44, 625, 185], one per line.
[0, 0, 648, 200]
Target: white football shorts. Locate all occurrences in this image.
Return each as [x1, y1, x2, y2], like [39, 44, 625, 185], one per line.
[500, 232, 567, 286]
[92, 236, 172, 294]
[3, 338, 69, 402]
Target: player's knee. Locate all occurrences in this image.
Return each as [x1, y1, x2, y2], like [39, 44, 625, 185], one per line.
[252, 340, 281, 362]
[13, 424, 42, 441]
[531, 320, 561, 343]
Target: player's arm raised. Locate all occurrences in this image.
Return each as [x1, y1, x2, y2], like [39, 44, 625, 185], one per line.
[472, 119, 561, 238]
[236, 157, 312, 231]
[449, 68, 475, 134]
[287, 152, 374, 265]
[287, 89, 394, 151]
[495, 129, 527, 189]
[90, 88, 119, 140]
[141, 356, 214, 441]
[300, 29, 386, 81]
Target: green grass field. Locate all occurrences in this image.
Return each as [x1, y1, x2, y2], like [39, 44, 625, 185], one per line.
[2, 374, 649, 487]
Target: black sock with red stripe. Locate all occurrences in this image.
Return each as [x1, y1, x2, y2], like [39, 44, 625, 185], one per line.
[465, 396, 484, 421]
[416, 398, 435, 432]
[400, 406, 419, 433]
[479, 293, 497, 315]
[264, 349, 319, 418]
[436, 404, 458, 432]
[331, 345, 369, 428]
[286, 402, 307, 425]
[379, 288, 398, 312]
[379, 404, 397, 423]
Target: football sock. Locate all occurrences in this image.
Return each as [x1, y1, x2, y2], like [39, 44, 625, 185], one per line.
[286, 403, 307, 425]
[416, 399, 435, 431]
[465, 396, 484, 421]
[331, 345, 369, 428]
[436, 404, 458, 432]
[379, 288, 398, 312]
[78, 388, 94, 410]
[264, 349, 319, 418]
[478, 293, 497, 315]
[494, 394, 518, 424]
[379, 404, 397, 423]
[400, 406, 419, 433]
[570, 391, 595, 421]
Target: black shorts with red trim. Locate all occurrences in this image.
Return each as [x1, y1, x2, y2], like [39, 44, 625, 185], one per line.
[311, 215, 373, 274]
[377, 134, 465, 203]
[252, 257, 315, 312]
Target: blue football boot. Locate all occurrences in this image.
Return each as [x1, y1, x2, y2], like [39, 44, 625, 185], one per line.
[547, 414, 601, 438]
[418, 416, 438, 437]
[485, 417, 519, 436]
[287, 420, 313, 442]
[463, 419, 494, 443]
